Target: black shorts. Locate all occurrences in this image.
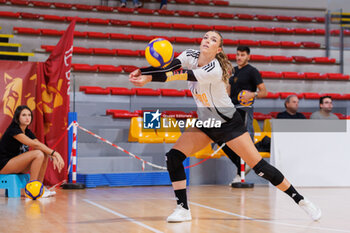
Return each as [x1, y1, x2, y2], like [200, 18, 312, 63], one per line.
[0, 156, 11, 171]
[197, 110, 247, 143]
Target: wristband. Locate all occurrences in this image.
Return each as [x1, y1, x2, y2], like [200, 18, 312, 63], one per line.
[51, 150, 55, 156]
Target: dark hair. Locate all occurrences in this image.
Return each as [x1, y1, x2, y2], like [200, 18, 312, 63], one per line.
[237, 46, 250, 55]
[320, 95, 332, 105]
[12, 105, 33, 125]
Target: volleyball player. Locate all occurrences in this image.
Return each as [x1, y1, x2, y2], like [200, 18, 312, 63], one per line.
[129, 31, 321, 222]
[0, 105, 64, 197]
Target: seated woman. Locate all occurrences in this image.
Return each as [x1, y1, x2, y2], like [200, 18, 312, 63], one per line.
[0, 105, 64, 197]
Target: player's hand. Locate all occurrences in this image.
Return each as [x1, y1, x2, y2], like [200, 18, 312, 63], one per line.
[242, 90, 255, 101]
[52, 152, 64, 173]
[129, 69, 141, 79]
[129, 74, 152, 87]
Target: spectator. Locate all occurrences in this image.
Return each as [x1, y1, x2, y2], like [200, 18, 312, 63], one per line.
[310, 96, 339, 120]
[160, 0, 167, 9]
[277, 95, 306, 119]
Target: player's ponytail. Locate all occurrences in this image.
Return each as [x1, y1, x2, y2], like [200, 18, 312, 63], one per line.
[213, 31, 233, 85]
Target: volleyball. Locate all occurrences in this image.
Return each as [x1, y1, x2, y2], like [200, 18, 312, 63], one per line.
[25, 180, 44, 200]
[145, 38, 174, 68]
[238, 90, 254, 106]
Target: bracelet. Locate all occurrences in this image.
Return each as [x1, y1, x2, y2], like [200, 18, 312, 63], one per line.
[51, 150, 55, 156]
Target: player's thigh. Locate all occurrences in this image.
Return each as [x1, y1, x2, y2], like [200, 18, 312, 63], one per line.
[225, 132, 262, 168]
[173, 127, 212, 156]
[0, 150, 44, 174]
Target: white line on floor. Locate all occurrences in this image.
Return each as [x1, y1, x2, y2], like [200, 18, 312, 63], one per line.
[190, 201, 350, 233]
[83, 199, 163, 233]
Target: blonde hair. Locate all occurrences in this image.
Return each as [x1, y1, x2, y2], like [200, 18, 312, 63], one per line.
[213, 31, 233, 84]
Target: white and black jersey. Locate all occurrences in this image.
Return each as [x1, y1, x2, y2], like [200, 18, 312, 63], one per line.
[176, 49, 236, 123]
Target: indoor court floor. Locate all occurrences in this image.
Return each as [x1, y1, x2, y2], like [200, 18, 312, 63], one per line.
[0, 185, 349, 233]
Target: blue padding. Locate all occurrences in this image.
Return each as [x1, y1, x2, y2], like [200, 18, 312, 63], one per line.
[78, 158, 190, 188]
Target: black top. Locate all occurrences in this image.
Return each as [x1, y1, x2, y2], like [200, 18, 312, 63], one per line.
[0, 122, 36, 160]
[276, 111, 306, 119]
[229, 64, 263, 105]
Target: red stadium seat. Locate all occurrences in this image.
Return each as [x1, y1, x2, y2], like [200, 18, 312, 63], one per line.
[323, 93, 342, 100]
[41, 29, 64, 36]
[73, 47, 93, 54]
[80, 86, 109, 95]
[314, 17, 325, 23]
[294, 16, 313, 22]
[223, 39, 238, 45]
[158, 10, 176, 16]
[87, 32, 109, 39]
[303, 92, 321, 99]
[66, 16, 88, 23]
[273, 28, 294, 34]
[74, 31, 88, 38]
[227, 54, 236, 60]
[41, 45, 55, 52]
[269, 111, 280, 118]
[30, 1, 52, 7]
[301, 112, 312, 119]
[253, 112, 272, 120]
[95, 5, 114, 12]
[294, 28, 314, 35]
[259, 40, 280, 47]
[304, 72, 321, 80]
[213, 25, 233, 31]
[216, 13, 235, 19]
[74, 4, 94, 10]
[176, 11, 196, 17]
[326, 73, 350, 80]
[193, 24, 214, 31]
[260, 71, 282, 79]
[255, 15, 275, 21]
[338, 94, 350, 100]
[0, 11, 20, 18]
[14, 27, 40, 35]
[132, 88, 161, 96]
[42, 15, 66, 21]
[93, 48, 116, 55]
[109, 87, 135, 95]
[264, 92, 280, 99]
[160, 89, 186, 97]
[302, 42, 321, 48]
[250, 55, 271, 62]
[110, 19, 129, 26]
[131, 35, 153, 41]
[233, 26, 253, 32]
[276, 15, 293, 21]
[136, 8, 155, 14]
[175, 0, 191, 3]
[197, 11, 215, 18]
[106, 110, 139, 118]
[110, 33, 132, 40]
[72, 64, 98, 72]
[194, 0, 210, 4]
[236, 14, 254, 20]
[212, 0, 229, 6]
[98, 65, 123, 73]
[314, 29, 325, 35]
[253, 27, 274, 33]
[331, 29, 340, 35]
[333, 113, 343, 119]
[270, 56, 293, 62]
[282, 72, 305, 79]
[172, 23, 193, 30]
[10, 0, 28, 5]
[116, 49, 139, 56]
[20, 12, 40, 19]
[53, 2, 72, 9]
[238, 40, 259, 46]
[130, 21, 151, 28]
[313, 57, 336, 64]
[120, 65, 139, 73]
[280, 41, 301, 48]
[151, 22, 172, 29]
[293, 56, 313, 63]
[88, 18, 110, 25]
[175, 37, 197, 43]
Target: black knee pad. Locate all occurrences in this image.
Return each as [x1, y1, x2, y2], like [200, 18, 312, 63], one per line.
[253, 159, 284, 186]
[166, 149, 187, 182]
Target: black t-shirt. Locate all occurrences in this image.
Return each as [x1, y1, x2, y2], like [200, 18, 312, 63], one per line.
[0, 122, 36, 159]
[276, 111, 306, 119]
[229, 64, 263, 106]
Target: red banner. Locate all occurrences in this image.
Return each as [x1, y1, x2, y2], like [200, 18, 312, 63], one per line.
[0, 20, 75, 186]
